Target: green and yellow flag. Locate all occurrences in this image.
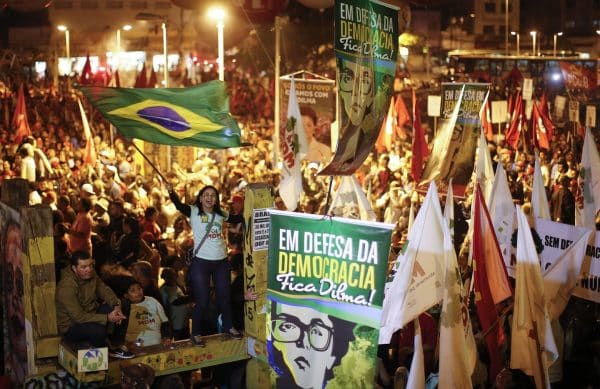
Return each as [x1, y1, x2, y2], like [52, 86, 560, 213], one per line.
[79, 81, 244, 149]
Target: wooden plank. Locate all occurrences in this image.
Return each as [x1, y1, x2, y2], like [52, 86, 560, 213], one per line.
[246, 357, 272, 389]
[35, 336, 61, 359]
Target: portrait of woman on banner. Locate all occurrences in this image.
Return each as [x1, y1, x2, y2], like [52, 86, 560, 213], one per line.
[321, 56, 392, 175]
[267, 300, 355, 389]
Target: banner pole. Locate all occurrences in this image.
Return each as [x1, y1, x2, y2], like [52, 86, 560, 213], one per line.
[131, 141, 167, 183]
[322, 175, 335, 215]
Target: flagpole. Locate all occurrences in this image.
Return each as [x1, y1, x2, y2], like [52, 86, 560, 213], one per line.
[131, 140, 167, 183]
[273, 16, 283, 168]
[532, 320, 549, 389]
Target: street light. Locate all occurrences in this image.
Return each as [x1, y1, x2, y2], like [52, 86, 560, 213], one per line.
[511, 31, 520, 57]
[553, 32, 563, 57]
[116, 24, 132, 69]
[57, 25, 70, 89]
[530, 30, 537, 56]
[135, 12, 168, 87]
[208, 7, 226, 82]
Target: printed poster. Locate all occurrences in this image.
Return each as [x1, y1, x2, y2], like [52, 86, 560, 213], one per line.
[267, 210, 393, 388]
[0, 202, 29, 385]
[320, 0, 398, 176]
[280, 75, 335, 163]
[420, 82, 489, 196]
[536, 218, 600, 303]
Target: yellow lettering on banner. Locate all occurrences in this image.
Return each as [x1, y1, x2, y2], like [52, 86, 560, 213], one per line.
[278, 252, 288, 274]
[277, 252, 377, 290]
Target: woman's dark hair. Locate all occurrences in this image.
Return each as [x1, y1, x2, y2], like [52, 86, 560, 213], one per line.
[269, 300, 355, 387]
[194, 185, 225, 216]
[80, 197, 92, 212]
[123, 216, 140, 236]
[144, 206, 157, 219]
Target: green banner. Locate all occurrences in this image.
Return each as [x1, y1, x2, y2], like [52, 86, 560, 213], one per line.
[267, 210, 393, 388]
[320, 0, 398, 176]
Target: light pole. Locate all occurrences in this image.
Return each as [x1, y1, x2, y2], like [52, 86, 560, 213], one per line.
[208, 7, 226, 82]
[553, 31, 563, 57]
[116, 24, 132, 69]
[57, 25, 70, 89]
[530, 30, 537, 56]
[511, 31, 520, 57]
[136, 12, 168, 87]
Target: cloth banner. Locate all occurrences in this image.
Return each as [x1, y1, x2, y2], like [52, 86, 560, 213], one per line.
[420, 83, 489, 196]
[280, 75, 335, 163]
[320, 0, 398, 175]
[536, 218, 599, 303]
[267, 210, 393, 388]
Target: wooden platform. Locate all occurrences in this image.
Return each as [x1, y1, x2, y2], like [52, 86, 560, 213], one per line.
[57, 334, 250, 385]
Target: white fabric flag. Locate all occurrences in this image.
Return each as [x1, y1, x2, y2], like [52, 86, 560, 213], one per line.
[489, 162, 516, 277]
[532, 153, 551, 221]
[77, 97, 96, 167]
[579, 128, 600, 228]
[439, 197, 476, 388]
[329, 175, 376, 221]
[542, 228, 593, 320]
[379, 182, 445, 343]
[475, 131, 495, 204]
[407, 318, 425, 389]
[511, 205, 558, 389]
[444, 178, 454, 243]
[278, 78, 308, 211]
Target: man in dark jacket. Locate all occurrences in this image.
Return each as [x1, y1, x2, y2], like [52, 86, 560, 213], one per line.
[56, 250, 131, 358]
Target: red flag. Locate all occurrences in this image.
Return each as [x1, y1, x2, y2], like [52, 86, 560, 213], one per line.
[411, 88, 429, 182]
[505, 93, 523, 149]
[531, 101, 550, 150]
[114, 69, 121, 87]
[472, 184, 512, 381]
[147, 67, 157, 88]
[12, 84, 31, 144]
[80, 54, 92, 85]
[480, 91, 494, 141]
[375, 101, 394, 153]
[394, 93, 410, 140]
[134, 63, 147, 88]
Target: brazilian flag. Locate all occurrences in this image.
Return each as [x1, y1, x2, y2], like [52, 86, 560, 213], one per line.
[79, 81, 244, 149]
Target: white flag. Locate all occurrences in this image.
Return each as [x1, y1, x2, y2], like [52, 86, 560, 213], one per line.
[444, 179, 454, 243]
[579, 128, 600, 228]
[511, 205, 558, 389]
[475, 130, 495, 204]
[278, 78, 308, 211]
[77, 97, 96, 167]
[407, 318, 425, 389]
[439, 195, 476, 388]
[379, 182, 445, 343]
[489, 162, 516, 277]
[543, 228, 593, 320]
[532, 152, 551, 221]
[329, 175, 376, 221]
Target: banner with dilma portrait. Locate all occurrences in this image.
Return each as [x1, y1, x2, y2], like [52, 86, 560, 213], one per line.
[267, 210, 393, 388]
[320, 0, 398, 176]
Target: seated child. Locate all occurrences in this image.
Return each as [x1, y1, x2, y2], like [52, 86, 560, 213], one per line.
[159, 268, 191, 340]
[114, 277, 172, 348]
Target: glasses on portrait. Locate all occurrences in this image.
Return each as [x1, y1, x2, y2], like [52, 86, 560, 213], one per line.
[271, 314, 334, 351]
[339, 65, 373, 95]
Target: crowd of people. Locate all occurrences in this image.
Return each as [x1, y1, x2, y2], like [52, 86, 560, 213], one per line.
[0, 56, 599, 388]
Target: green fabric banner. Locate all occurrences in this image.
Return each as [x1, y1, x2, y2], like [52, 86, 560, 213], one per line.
[267, 210, 393, 388]
[320, 0, 398, 176]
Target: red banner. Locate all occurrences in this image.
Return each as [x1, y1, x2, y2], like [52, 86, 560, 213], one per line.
[559, 61, 597, 92]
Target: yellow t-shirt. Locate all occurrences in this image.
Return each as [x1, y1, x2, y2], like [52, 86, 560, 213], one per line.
[125, 296, 168, 346]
